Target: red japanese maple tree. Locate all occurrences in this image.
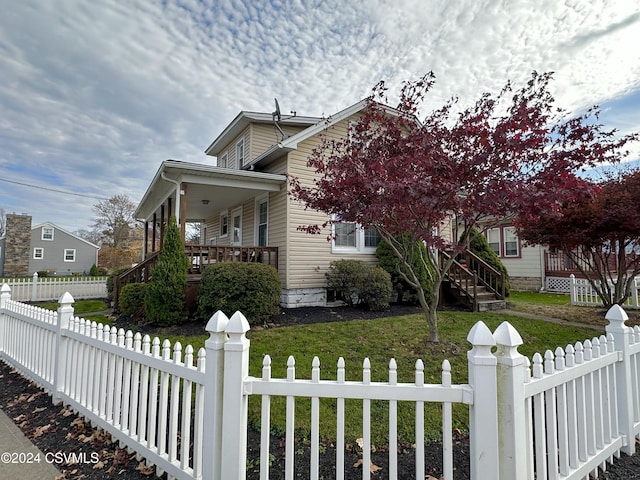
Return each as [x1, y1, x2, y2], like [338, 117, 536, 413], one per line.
[518, 169, 640, 307]
[290, 72, 638, 342]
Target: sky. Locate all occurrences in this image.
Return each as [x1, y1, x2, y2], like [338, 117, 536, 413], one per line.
[1, 0, 639, 234]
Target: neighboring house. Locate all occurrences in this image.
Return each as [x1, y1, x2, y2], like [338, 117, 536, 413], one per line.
[135, 101, 408, 307]
[0, 214, 100, 277]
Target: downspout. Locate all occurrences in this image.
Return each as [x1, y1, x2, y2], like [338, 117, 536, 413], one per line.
[161, 171, 181, 229]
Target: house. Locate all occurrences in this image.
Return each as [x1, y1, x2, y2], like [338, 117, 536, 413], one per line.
[133, 101, 404, 307]
[0, 213, 100, 277]
[132, 101, 509, 309]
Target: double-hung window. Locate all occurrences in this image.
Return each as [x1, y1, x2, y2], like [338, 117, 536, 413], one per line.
[236, 139, 245, 168]
[64, 249, 76, 262]
[219, 153, 228, 168]
[332, 220, 381, 253]
[485, 226, 520, 258]
[256, 197, 268, 246]
[220, 212, 229, 237]
[33, 248, 44, 260]
[42, 227, 54, 241]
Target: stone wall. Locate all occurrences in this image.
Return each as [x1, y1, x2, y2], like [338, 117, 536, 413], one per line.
[3, 214, 31, 277]
[509, 276, 543, 292]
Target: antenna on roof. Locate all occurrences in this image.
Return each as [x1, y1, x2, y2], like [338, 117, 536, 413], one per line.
[272, 97, 296, 141]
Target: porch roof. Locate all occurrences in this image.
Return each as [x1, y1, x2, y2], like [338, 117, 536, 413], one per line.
[135, 159, 286, 222]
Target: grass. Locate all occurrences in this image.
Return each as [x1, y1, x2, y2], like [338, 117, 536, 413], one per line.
[33, 299, 112, 325]
[154, 303, 602, 446]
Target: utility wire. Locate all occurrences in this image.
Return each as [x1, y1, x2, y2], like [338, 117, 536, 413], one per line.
[0, 177, 109, 201]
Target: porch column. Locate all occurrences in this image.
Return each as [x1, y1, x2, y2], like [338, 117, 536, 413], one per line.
[152, 213, 157, 253]
[180, 182, 187, 243]
[143, 221, 149, 258]
[160, 204, 166, 250]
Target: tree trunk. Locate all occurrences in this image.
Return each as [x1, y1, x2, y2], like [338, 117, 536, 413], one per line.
[415, 274, 440, 342]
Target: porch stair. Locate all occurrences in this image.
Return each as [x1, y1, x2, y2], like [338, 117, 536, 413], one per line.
[441, 249, 507, 312]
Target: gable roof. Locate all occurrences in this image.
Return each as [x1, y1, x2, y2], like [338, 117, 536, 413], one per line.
[32, 222, 100, 249]
[245, 99, 413, 169]
[204, 111, 322, 157]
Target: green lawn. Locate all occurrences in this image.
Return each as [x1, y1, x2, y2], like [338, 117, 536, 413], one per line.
[160, 306, 600, 445]
[33, 299, 112, 325]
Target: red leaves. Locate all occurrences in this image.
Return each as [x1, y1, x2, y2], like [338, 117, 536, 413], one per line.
[289, 72, 639, 254]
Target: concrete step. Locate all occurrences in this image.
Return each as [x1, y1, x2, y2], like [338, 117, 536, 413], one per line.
[477, 299, 507, 312]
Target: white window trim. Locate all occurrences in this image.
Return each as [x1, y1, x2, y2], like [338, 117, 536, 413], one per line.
[33, 247, 44, 260]
[219, 152, 228, 168]
[502, 226, 520, 258]
[331, 221, 379, 254]
[42, 227, 54, 241]
[485, 226, 520, 258]
[254, 194, 268, 246]
[220, 211, 229, 238]
[64, 249, 76, 262]
[236, 139, 245, 168]
[231, 207, 243, 246]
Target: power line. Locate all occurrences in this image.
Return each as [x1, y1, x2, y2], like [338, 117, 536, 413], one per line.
[0, 177, 109, 201]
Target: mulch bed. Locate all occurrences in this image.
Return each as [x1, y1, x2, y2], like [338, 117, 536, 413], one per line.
[1, 303, 639, 479]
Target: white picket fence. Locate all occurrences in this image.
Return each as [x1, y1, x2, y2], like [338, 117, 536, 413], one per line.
[2, 283, 640, 480]
[569, 274, 640, 309]
[0, 273, 107, 302]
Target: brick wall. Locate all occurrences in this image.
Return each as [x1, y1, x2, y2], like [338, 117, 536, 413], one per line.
[3, 214, 31, 277]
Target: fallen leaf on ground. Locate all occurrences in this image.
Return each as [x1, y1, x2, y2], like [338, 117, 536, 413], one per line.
[32, 423, 53, 438]
[353, 459, 383, 474]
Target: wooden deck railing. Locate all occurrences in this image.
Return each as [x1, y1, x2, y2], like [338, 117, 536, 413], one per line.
[113, 245, 278, 307]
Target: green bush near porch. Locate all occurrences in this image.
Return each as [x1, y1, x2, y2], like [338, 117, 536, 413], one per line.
[196, 262, 281, 326]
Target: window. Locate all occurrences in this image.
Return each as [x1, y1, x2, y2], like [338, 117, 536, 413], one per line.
[332, 221, 381, 253]
[220, 212, 228, 236]
[42, 227, 54, 241]
[485, 226, 520, 258]
[64, 249, 76, 262]
[256, 197, 268, 246]
[33, 248, 44, 260]
[486, 228, 501, 256]
[503, 227, 519, 257]
[219, 153, 228, 168]
[231, 208, 242, 245]
[236, 139, 245, 168]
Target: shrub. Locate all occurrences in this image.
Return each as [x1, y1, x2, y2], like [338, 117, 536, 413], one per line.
[326, 260, 392, 310]
[325, 259, 368, 307]
[107, 266, 131, 299]
[359, 266, 393, 311]
[37, 270, 49, 278]
[144, 217, 190, 326]
[196, 262, 281, 326]
[375, 236, 434, 303]
[118, 283, 147, 320]
[468, 228, 510, 297]
[89, 264, 100, 276]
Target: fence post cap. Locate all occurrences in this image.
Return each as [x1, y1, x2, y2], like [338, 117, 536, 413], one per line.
[467, 321, 496, 347]
[205, 310, 230, 333]
[227, 311, 250, 334]
[58, 291, 74, 305]
[605, 304, 629, 326]
[493, 321, 523, 347]
[1, 283, 10, 294]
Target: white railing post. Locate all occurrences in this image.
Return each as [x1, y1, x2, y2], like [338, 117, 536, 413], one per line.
[632, 277, 639, 309]
[605, 304, 636, 455]
[52, 291, 74, 405]
[202, 311, 230, 480]
[0, 284, 11, 354]
[569, 274, 577, 305]
[494, 321, 527, 480]
[467, 321, 499, 480]
[220, 311, 251, 480]
[31, 272, 39, 302]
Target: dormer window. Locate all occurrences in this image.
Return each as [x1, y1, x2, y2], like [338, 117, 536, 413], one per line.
[236, 139, 245, 168]
[42, 226, 54, 241]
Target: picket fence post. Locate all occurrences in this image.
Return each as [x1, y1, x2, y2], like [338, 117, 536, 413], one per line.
[605, 304, 636, 455]
[202, 311, 230, 480]
[31, 272, 39, 302]
[220, 311, 251, 480]
[52, 291, 74, 405]
[467, 321, 499, 480]
[494, 321, 528, 480]
[0, 284, 11, 354]
[569, 274, 577, 305]
[632, 278, 639, 308]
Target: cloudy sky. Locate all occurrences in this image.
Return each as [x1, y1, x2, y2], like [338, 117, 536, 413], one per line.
[1, 0, 639, 233]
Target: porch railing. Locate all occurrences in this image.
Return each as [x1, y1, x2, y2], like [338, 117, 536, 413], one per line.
[113, 246, 278, 307]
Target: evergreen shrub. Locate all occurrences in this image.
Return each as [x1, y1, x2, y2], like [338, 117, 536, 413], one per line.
[196, 262, 281, 326]
[326, 259, 392, 310]
[144, 217, 190, 325]
[118, 283, 147, 320]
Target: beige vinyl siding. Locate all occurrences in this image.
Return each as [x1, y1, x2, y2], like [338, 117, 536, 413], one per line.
[501, 244, 544, 278]
[283, 116, 377, 290]
[250, 124, 310, 164]
[217, 128, 250, 169]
